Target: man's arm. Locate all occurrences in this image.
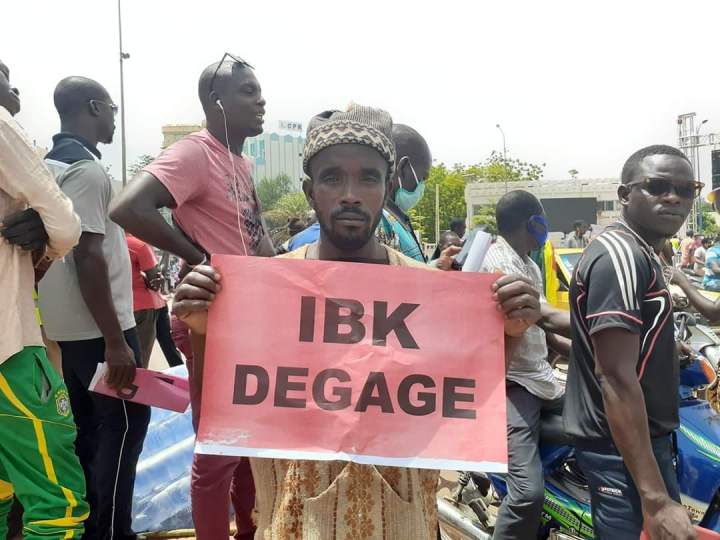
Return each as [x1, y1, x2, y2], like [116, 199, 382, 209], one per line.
[0, 114, 80, 257]
[74, 232, 136, 389]
[593, 327, 694, 539]
[546, 332, 571, 358]
[538, 304, 572, 338]
[172, 265, 220, 421]
[109, 172, 205, 264]
[132, 237, 164, 290]
[670, 267, 720, 322]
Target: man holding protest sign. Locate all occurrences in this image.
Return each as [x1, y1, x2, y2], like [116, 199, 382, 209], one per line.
[174, 103, 543, 539]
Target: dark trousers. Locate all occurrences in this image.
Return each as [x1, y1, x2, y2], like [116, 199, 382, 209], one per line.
[155, 306, 183, 368]
[493, 384, 564, 540]
[58, 328, 151, 540]
[170, 317, 255, 539]
[576, 435, 680, 540]
[133, 310, 158, 369]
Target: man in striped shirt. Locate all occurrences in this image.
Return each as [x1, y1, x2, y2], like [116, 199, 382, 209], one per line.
[564, 145, 697, 539]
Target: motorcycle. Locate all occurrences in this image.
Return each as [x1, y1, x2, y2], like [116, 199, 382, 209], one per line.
[673, 295, 720, 372]
[438, 312, 720, 540]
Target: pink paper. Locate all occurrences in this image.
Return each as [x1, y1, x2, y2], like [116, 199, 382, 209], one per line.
[196, 255, 507, 472]
[89, 364, 190, 413]
[642, 528, 720, 540]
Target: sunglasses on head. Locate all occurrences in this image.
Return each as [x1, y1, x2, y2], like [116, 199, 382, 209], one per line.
[626, 177, 704, 200]
[209, 52, 254, 95]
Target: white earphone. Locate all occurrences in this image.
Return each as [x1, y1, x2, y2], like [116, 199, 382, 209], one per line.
[214, 95, 248, 255]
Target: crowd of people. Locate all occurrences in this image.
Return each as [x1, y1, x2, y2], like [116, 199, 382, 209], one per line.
[670, 229, 720, 291]
[0, 51, 710, 540]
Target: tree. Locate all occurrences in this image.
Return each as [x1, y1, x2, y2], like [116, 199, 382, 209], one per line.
[471, 204, 497, 235]
[701, 202, 720, 238]
[128, 154, 155, 180]
[257, 174, 293, 212]
[263, 192, 311, 245]
[408, 164, 467, 243]
[465, 151, 545, 184]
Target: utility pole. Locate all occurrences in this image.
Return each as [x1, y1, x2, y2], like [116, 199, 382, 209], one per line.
[678, 114, 720, 232]
[696, 119, 708, 230]
[118, 0, 129, 186]
[435, 183, 440, 244]
[496, 124, 507, 193]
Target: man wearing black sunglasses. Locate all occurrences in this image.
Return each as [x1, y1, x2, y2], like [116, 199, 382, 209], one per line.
[110, 54, 272, 540]
[564, 145, 697, 539]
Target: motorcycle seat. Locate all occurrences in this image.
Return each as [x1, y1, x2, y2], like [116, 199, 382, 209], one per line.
[539, 413, 573, 446]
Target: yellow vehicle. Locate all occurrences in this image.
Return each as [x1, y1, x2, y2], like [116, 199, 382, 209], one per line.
[540, 241, 720, 313]
[541, 243, 583, 311]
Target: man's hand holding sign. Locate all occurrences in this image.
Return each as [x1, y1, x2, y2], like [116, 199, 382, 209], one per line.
[173, 104, 542, 539]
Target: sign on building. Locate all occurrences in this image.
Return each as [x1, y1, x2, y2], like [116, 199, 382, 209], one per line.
[279, 120, 303, 132]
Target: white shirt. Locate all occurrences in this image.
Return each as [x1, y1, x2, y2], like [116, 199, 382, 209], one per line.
[481, 236, 564, 400]
[0, 106, 81, 361]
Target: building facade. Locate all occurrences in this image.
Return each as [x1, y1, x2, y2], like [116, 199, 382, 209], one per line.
[465, 177, 621, 242]
[161, 124, 203, 149]
[243, 132, 305, 188]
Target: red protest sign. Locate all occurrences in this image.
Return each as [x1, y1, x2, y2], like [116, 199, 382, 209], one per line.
[195, 255, 508, 472]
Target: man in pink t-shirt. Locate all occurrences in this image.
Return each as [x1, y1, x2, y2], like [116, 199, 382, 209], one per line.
[126, 233, 166, 367]
[110, 55, 271, 540]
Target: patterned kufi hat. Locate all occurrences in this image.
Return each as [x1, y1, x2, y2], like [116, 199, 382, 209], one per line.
[303, 103, 396, 180]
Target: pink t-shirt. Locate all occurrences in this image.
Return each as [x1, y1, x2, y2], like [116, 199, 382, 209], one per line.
[144, 129, 264, 256]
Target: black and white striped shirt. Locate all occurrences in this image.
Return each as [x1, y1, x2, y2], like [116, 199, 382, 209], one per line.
[481, 236, 563, 401]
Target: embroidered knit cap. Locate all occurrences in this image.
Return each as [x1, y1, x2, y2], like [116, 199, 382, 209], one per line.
[303, 103, 396, 180]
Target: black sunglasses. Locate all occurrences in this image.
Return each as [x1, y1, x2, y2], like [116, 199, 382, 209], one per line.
[89, 99, 119, 116]
[626, 177, 704, 200]
[209, 53, 254, 96]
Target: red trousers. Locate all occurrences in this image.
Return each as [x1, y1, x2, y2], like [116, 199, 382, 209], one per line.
[171, 316, 256, 540]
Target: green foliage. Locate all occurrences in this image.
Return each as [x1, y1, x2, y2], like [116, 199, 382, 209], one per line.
[465, 151, 545, 184]
[701, 202, 720, 238]
[128, 154, 155, 180]
[409, 164, 467, 243]
[263, 191, 311, 245]
[471, 205, 497, 235]
[408, 151, 545, 243]
[257, 174, 293, 212]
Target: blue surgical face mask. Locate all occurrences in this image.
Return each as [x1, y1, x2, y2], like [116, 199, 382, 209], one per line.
[394, 157, 426, 212]
[527, 214, 549, 248]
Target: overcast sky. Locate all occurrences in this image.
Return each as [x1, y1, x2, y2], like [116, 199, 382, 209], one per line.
[4, 0, 719, 184]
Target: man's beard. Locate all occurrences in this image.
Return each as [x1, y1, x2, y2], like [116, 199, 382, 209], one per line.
[318, 207, 383, 252]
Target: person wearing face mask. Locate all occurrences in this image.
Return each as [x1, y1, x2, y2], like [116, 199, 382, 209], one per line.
[376, 123, 431, 262]
[480, 190, 566, 540]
